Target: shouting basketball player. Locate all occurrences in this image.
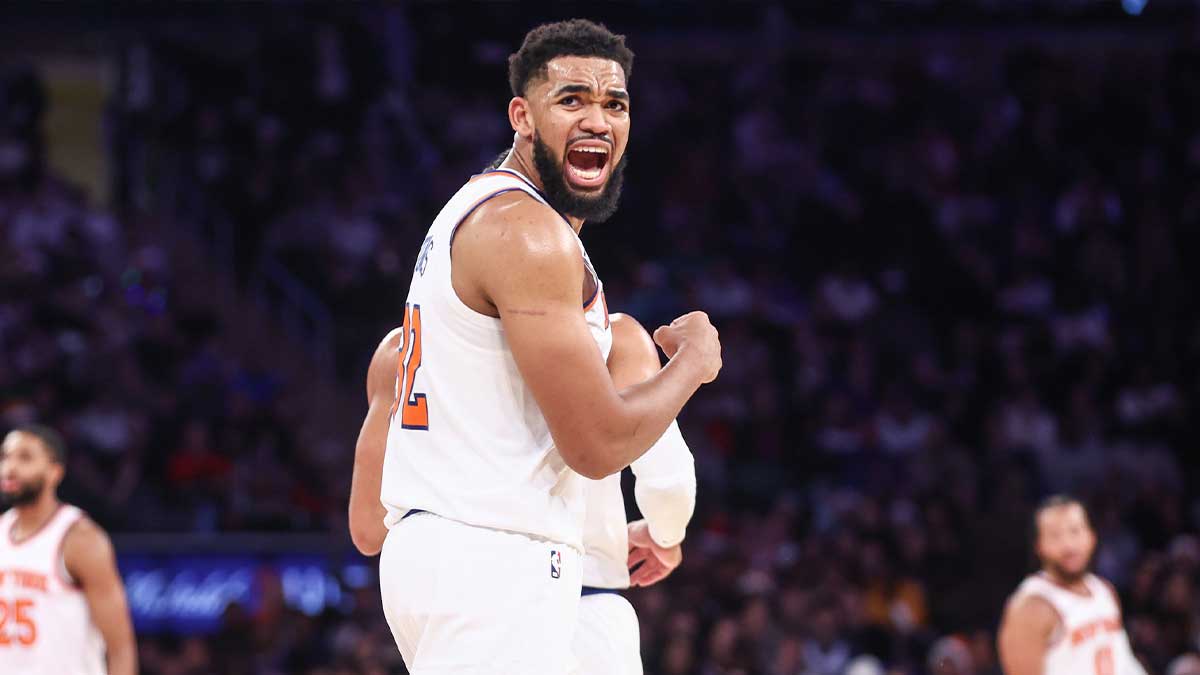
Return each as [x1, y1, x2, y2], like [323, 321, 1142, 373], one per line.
[352, 312, 696, 674]
[998, 496, 1146, 675]
[0, 425, 137, 675]
[365, 19, 721, 674]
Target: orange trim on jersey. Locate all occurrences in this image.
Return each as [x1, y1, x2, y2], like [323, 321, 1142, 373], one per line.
[583, 286, 601, 312]
[6, 503, 65, 548]
[52, 514, 86, 591]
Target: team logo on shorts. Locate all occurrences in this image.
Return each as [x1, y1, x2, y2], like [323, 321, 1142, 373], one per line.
[550, 550, 562, 579]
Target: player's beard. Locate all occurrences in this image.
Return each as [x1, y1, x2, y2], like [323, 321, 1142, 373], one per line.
[1044, 557, 1091, 586]
[533, 132, 626, 224]
[0, 478, 43, 507]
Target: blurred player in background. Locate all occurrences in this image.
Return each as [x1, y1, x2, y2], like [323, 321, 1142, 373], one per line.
[354, 18, 721, 672]
[0, 425, 137, 675]
[998, 496, 1146, 675]
[348, 327, 403, 557]
[574, 312, 697, 675]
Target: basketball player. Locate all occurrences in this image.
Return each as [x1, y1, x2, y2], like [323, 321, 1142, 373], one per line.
[372, 19, 721, 673]
[0, 425, 137, 675]
[998, 496, 1146, 675]
[348, 327, 403, 557]
[574, 312, 697, 675]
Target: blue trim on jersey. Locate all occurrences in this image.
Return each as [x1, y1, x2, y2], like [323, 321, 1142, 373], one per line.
[448, 187, 523, 249]
[581, 586, 622, 597]
[401, 509, 428, 520]
[480, 168, 575, 231]
[582, 284, 600, 310]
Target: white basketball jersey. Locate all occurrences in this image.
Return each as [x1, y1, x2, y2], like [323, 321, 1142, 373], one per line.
[583, 420, 696, 589]
[381, 168, 612, 550]
[0, 504, 106, 675]
[582, 474, 629, 588]
[1013, 572, 1130, 675]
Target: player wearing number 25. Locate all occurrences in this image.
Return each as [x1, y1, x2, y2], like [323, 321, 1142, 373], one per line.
[358, 19, 722, 674]
[998, 496, 1146, 675]
[0, 425, 137, 675]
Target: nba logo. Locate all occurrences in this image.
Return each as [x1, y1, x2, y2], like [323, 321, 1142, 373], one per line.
[550, 550, 561, 579]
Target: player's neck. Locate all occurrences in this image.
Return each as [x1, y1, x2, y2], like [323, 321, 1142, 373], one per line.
[12, 493, 61, 541]
[1041, 568, 1090, 594]
[502, 146, 585, 234]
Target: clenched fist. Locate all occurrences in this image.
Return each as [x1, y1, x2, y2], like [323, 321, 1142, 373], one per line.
[653, 311, 722, 384]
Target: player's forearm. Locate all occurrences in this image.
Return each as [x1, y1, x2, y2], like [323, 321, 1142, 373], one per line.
[569, 354, 703, 478]
[106, 643, 137, 675]
[349, 400, 390, 555]
[349, 499, 388, 555]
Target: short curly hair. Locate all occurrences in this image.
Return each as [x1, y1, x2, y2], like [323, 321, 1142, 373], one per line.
[508, 19, 634, 98]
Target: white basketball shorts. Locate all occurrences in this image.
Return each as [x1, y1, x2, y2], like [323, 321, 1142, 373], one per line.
[572, 590, 642, 675]
[380, 511, 582, 674]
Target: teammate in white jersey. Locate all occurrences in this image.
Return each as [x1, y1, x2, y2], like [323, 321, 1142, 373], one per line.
[998, 496, 1146, 675]
[348, 327, 403, 557]
[359, 19, 722, 673]
[0, 425, 137, 675]
[573, 313, 697, 675]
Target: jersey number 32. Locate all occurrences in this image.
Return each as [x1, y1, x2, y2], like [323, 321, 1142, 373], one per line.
[391, 303, 429, 430]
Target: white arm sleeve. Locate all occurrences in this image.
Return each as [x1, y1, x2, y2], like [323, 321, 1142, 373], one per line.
[630, 420, 696, 548]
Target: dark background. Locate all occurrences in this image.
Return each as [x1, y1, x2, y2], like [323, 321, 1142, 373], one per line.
[1, 1, 1198, 673]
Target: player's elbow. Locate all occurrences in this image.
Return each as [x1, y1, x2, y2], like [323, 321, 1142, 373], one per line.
[349, 513, 386, 556]
[558, 438, 625, 480]
[350, 527, 384, 556]
[560, 449, 617, 480]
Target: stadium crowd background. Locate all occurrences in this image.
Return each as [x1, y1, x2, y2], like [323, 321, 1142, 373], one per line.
[2, 3, 1200, 674]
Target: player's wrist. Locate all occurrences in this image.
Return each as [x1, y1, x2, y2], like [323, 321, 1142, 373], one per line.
[670, 343, 710, 386]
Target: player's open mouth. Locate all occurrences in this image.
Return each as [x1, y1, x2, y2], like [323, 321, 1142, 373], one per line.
[564, 142, 610, 189]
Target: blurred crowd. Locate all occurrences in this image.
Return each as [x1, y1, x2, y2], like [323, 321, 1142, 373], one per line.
[4, 5, 1200, 674]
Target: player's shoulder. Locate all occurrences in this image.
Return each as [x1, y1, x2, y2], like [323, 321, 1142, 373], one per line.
[63, 511, 110, 546]
[1003, 579, 1061, 627]
[609, 313, 657, 355]
[460, 188, 578, 260]
[366, 327, 405, 397]
[376, 327, 405, 356]
[62, 512, 115, 561]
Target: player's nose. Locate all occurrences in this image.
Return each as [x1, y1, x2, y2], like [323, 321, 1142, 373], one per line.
[578, 104, 610, 135]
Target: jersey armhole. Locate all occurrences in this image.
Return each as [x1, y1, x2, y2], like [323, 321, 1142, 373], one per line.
[54, 515, 86, 591]
[1031, 592, 1067, 647]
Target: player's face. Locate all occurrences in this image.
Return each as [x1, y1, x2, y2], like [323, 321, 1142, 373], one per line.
[0, 432, 58, 507]
[1036, 503, 1097, 583]
[526, 56, 630, 222]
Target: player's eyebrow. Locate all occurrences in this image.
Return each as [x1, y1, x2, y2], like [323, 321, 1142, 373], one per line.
[551, 84, 629, 101]
[552, 84, 594, 97]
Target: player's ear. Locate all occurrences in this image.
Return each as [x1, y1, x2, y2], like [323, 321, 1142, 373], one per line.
[48, 461, 65, 489]
[508, 97, 535, 141]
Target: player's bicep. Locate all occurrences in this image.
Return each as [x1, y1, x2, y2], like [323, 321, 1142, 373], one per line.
[65, 522, 135, 650]
[998, 596, 1055, 675]
[482, 219, 621, 476]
